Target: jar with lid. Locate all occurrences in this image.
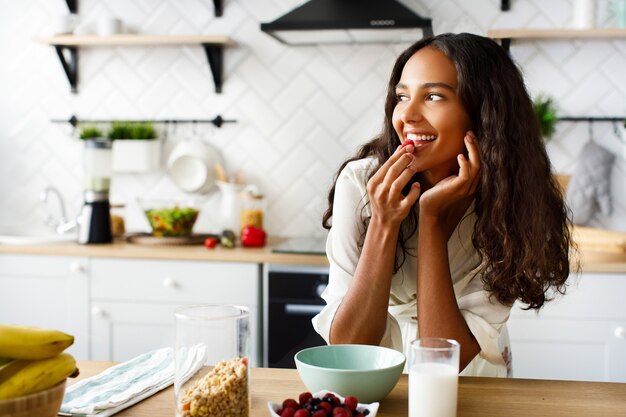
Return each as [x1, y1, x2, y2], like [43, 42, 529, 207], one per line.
[240, 185, 264, 230]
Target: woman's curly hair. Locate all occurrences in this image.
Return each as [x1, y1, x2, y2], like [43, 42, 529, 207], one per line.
[322, 33, 576, 310]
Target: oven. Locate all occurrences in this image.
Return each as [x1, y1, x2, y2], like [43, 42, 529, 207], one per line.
[263, 264, 329, 368]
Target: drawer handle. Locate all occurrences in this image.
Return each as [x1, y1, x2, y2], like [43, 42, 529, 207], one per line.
[69, 262, 84, 274]
[285, 304, 324, 315]
[91, 306, 106, 318]
[315, 284, 327, 297]
[162, 277, 178, 289]
[615, 326, 626, 339]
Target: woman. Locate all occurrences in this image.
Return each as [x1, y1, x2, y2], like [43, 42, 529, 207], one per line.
[312, 33, 574, 376]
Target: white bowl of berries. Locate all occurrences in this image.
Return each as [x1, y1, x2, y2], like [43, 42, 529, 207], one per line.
[268, 390, 379, 417]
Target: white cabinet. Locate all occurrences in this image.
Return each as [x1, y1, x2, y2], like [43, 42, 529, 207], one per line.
[508, 272, 626, 382]
[89, 258, 262, 365]
[0, 254, 90, 359]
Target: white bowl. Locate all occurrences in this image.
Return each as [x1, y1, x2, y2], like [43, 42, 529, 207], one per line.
[267, 390, 379, 417]
[295, 344, 405, 403]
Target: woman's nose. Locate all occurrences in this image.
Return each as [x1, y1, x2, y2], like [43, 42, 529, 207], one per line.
[400, 100, 423, 124]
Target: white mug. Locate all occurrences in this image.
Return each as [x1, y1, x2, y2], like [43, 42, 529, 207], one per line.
[54, 14, 78, 35]
[572, 0, 596, 29]
[97, 17, 122, 36]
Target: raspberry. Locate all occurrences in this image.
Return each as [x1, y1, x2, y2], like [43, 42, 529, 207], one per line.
[311, 411, 326, 417]
[282, 399, 299, 410]
[332, 408, 350, 417]
[344, 396, 358, 411]
[281, 407, 296, 417]
[299, 392, 313, 406]
[401, 139, 414, 148]
[294, 410, 311, 417]
[318, 401, 332, 414]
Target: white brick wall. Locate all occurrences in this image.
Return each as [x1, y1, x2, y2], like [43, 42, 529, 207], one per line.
[0, 0, 624, 236]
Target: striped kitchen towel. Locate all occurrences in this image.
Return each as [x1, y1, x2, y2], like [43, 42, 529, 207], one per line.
[59, 345, 207, 417]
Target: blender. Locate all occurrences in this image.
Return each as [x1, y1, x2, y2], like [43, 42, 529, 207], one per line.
[78, 138, 112, 244]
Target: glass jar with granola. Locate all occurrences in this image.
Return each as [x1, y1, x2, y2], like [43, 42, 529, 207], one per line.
[174, 305, 250, 417]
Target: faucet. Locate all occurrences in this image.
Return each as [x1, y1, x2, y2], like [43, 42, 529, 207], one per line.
[40, 186, 77, 234]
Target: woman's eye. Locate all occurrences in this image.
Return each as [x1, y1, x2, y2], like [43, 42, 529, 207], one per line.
[396, 93, 409, 102]
[426, 93, 443, 101]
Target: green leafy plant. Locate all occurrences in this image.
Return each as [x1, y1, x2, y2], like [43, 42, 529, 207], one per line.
[532, 95, 558, 141]
[79, 126, 104, 140]
[131, 123, 157, 140]
[107, 122, 157, 140]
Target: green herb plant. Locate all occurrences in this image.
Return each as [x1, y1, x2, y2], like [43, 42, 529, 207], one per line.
[79, 126, 104, 140]
[107, 122, 157, 140]
[532, 95, 558, 141]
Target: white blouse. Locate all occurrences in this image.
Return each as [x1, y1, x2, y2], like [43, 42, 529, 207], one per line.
[312, 158, 513, 377]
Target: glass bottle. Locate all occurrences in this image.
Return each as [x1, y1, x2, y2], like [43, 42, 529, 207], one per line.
[240, 185, 264, 230]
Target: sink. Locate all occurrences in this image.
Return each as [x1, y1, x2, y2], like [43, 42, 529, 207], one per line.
[0, 233, 77, 245]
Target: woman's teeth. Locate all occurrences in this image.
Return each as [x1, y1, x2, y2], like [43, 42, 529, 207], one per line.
[406, 133, 437, 142]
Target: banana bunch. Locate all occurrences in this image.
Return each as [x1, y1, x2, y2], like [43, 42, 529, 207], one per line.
[0, 324, 78, 400]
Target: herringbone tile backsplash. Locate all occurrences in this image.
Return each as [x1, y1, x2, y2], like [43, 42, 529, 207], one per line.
[0, 0, 625, 236]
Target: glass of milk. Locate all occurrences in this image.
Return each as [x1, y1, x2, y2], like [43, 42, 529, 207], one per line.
[408, 338, 460, 417]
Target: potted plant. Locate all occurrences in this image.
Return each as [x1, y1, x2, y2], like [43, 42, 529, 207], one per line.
[79, 126, 104, 140]
[109, 122, 161, 173]
[532, 94, 558, 142]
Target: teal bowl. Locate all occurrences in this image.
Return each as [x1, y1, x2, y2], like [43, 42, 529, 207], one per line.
[294, 344, 406, 403]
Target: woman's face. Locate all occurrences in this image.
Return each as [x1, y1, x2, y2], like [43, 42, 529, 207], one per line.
[392, 46, 472, 188]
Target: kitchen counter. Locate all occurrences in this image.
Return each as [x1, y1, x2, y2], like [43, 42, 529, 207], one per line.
[73, 361, 626, 417]
[0, 237, 329, 267]
[0, 226, 625, 271]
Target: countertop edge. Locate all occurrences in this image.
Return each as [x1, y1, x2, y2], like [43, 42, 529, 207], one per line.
[1, 240, 626, 272]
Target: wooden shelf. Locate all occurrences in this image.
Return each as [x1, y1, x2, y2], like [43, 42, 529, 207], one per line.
[35, 34, 233, 94]
[488, 28, 626, 52]
[488, 28, 626, 40]
[35, 34, 232, 46]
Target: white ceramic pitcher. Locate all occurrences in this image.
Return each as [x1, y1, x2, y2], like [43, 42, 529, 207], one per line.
[216, 180, 244, 233]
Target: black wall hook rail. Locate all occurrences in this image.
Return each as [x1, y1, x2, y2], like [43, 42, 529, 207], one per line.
[51, 115, 237, 128]
[557, 117, 625, 122]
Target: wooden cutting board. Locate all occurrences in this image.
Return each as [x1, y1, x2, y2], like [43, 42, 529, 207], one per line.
[572, 226, 626, 253]
[125, 233, 218, 245]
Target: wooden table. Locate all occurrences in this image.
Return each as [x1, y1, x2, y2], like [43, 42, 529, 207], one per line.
[73, 361, 626, 417]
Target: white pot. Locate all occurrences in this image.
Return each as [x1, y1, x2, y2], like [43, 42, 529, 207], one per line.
[572, 0, 596, 29]
[166, 140, 221, 193]
[112, 139, 161, 173]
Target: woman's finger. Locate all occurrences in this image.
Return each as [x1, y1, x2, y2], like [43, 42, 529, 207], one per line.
[384, 153, 414, 186]
[389, 159, 418, 196]
[402, 181, 421, 208]
[465, 132, 481, 174]
[372, 144, 413, 182]
[457, 154, 470, 183]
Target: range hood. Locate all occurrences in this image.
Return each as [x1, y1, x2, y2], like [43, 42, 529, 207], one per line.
[260, 0, 433, 45]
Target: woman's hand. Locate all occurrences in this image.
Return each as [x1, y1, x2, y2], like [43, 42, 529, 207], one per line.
[367, 144, 421, 228]
[419, 131, 481, 219]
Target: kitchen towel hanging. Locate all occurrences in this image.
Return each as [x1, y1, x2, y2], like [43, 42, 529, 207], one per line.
[566, 141, 615, 226]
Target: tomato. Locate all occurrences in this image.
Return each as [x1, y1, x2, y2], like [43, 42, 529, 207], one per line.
[204, 237, 218, 249]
